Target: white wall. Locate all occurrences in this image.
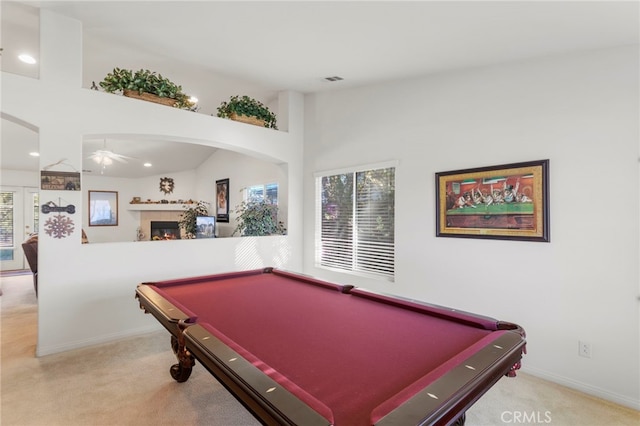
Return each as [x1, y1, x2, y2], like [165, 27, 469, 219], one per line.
[0, 170, 39, 187]
[197, 149, 288, 238]
[82, 174, 158, 243]
[1, 10, 304, 356]
[303, 46, 640, 409]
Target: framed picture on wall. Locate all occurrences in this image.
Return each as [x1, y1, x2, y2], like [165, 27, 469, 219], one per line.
[41, 171, 81, 191]
[216, 178, 230, 223]
[435, 159, 549, 242]
[88, 190, 118, 226]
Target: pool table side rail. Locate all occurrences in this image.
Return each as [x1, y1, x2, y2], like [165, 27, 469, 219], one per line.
[185, 323, 334, 426]
[349, 288, 503, 330]
[147, 268, 271, 289]
[136, 278, 335, 426]
[375, 331, 526, 426]
[136, 284, 196, 332]
[270, 268, 354, 293]
[145, 267, 353, 294]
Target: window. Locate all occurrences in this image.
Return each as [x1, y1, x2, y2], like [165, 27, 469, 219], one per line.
[31, 191, 39, 232]
[315, 162, 396, 280]
[0, 191, 15, 260]
[246, 183, 279, 205]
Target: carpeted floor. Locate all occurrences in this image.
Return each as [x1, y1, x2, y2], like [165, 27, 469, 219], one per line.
[1, 274, 638, 425]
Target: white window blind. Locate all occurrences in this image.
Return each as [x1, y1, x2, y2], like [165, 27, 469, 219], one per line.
[0, 191, 15, 249]
[315, 164, 395, 279]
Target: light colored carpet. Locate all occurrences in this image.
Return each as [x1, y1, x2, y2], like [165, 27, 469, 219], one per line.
[1, 274, 638, 425]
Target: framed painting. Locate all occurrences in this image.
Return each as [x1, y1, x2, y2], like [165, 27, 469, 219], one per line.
[88, 190, 118, 226]
[436, 159, 549, 242]
[216, 178, 230, 223]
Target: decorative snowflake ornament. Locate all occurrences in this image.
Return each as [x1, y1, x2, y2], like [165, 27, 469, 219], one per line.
[44, 214, 75, 239]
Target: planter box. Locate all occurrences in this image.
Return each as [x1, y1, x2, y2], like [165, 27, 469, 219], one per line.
[123, 89, 177, 107]
[229, 112, 266, 127]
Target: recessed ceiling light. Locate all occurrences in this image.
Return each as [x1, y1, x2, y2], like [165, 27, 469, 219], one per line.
[29, 152, 40, 157]
[143, 163, 152, 167]
[18, 54, 37, 64]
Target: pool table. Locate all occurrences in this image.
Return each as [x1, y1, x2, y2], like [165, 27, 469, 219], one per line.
[135, 268, 526, 426]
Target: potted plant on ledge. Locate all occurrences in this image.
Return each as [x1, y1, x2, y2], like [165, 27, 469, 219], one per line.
[233, 200, 286, 236]
[217, 95, 278, 129]
[178, 201, 210, 239]
[99, 68, 197, 110]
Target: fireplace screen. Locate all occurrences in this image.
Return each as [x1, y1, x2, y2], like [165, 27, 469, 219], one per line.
[151, 221, 180, 240]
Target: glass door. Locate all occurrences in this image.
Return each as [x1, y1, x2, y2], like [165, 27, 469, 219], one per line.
[0, 187, 39, 271]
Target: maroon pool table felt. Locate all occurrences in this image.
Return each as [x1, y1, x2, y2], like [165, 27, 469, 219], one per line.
[136, 268, 525, 426]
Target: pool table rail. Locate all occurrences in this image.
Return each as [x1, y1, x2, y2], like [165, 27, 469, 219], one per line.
[350, 287, 518, 332]
[374, 331, 525, 426]
[186, 324, 333, 426]
[136, 283, 195, 328]
[136, 282, 334, 424]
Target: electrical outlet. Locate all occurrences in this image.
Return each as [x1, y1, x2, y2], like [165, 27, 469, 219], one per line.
[579, 341, 591, 358]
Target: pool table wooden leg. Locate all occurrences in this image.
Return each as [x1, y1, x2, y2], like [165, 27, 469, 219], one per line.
[454, 412, 466, 425]
[169, 322, 195, 383]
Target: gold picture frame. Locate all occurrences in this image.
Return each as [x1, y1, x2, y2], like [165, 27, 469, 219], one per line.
[436, 160, 549, 242]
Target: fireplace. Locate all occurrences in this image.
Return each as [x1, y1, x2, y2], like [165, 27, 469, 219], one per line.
[150, 221, 180, 240]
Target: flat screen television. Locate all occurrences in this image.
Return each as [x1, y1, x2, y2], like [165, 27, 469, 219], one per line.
[195, 216, 216, 238]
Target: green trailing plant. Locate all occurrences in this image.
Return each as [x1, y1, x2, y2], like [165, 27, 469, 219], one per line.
[99, 67, 196, 110]
[178, 201, 210, 238]
[217, 95, 278, 129]
[233, 200, 286, 236]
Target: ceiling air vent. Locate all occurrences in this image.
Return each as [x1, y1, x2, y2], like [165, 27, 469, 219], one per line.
[324, 76, 344, 82]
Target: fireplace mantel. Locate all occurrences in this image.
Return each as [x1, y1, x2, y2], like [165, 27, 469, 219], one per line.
[128, 204, 191, 212]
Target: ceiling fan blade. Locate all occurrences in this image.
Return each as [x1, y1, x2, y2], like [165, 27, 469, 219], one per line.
[88, 149, 134, 163]
[110, 155, 130, 163]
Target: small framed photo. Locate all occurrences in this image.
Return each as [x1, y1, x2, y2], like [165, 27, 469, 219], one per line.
[436, 160, 549, 242]
[88, 190, 118, 226]
[216, 178, 230, 223]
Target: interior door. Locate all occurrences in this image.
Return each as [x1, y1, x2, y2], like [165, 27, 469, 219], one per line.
[0, 186, 39, 271]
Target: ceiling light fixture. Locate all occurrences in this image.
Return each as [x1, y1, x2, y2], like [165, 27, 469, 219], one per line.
[18, 53, 37, 64]
[93, 154, 113, 166]
[87, 139, 133, 174]
[29, 152, 40, 157]
[143, 162, 152, 167]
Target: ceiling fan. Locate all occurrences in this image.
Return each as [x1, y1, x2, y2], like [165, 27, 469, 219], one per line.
[87, 139, 133, 172]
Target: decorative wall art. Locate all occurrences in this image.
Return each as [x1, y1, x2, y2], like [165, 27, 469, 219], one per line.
[159, 177, 175, 195]
[44, 214, 75, 238]
[40, 171, 81, 191]
[435, 160, 549, 242]
[41, 201, 76, 214]
[216, 178, 230, 222]
[88, 190, 118, 226]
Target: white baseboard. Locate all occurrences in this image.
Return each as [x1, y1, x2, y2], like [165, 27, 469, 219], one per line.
[36, 324, 162, 357]
[522, 366, 640, 411]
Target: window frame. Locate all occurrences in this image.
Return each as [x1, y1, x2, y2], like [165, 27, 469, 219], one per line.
[314, 160, 397, 281]
[244, 182, 279, 205]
